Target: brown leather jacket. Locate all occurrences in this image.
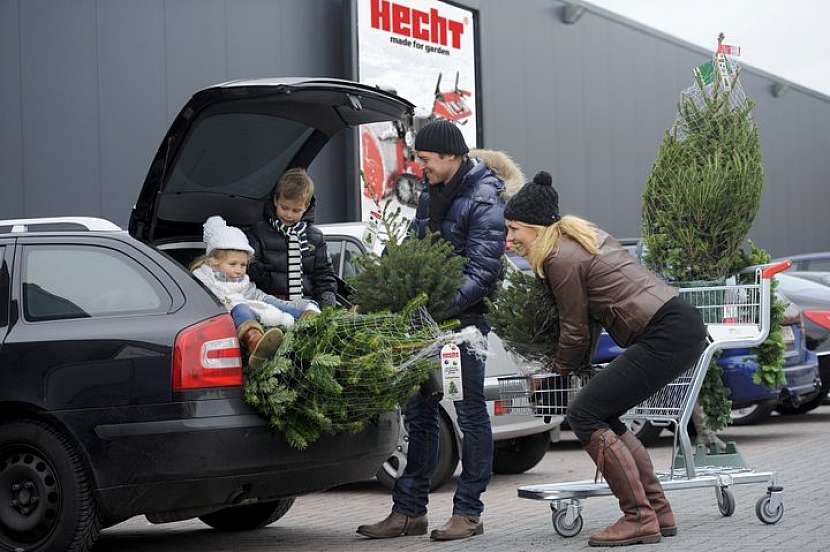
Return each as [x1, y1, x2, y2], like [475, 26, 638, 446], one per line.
[544, 230, 678, 373]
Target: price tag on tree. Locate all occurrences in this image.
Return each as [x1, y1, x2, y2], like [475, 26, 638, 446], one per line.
[440, 343, 464, 401]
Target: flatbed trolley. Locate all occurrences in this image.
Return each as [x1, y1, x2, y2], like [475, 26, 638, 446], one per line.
[497, 261, 792, 537]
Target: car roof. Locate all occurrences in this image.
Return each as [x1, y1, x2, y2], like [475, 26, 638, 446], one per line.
[0, 217, 123, 236]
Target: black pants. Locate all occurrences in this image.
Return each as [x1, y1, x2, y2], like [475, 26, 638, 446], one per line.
[566, 297, 707, 445]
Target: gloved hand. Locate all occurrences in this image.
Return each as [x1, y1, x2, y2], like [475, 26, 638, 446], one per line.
[544, 358, 570, 378]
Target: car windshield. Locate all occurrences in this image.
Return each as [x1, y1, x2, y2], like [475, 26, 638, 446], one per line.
[166, 110, 314, 199]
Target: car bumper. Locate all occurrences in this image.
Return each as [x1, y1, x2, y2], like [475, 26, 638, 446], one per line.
[57, 399, 399, 519]
[721, 353, 820, 404]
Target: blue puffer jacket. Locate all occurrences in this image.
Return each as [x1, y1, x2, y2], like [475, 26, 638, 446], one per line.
[411, 160, 507, 322]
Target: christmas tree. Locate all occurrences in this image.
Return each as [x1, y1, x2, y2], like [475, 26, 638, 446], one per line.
[641, 35, 784, 430]
[244, 295, 454, 449]
[347, 188, 467, 323]
[488, 263, 599, 372]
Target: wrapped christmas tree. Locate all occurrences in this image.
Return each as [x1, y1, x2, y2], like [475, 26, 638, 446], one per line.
[488, 263, 600, 373]
[641, 35, 784, 430]
[244, 295, 459, 449]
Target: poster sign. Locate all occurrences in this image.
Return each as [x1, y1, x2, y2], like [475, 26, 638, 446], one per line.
[354, 0, 480, 222]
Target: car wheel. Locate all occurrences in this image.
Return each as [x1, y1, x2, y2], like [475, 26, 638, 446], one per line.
[493, 431, 550, 474]
[625, 419, 664, 446]
[0, 419, 100, 552]
[775, 388, 829, 415]
[376, 413, 458, 492]
[198, 498, 295, 531]
[730, 401, 776, 426]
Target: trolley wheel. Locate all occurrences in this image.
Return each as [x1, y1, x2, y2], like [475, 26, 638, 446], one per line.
[551, 508, 583, 538]
[755, 495, 784, 525]
[716, 487, 736, 517]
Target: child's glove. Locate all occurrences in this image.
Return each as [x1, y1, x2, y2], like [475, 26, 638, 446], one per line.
[274, 311, 295, 328]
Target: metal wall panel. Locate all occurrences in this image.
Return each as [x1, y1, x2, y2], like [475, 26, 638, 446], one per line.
[97, 0, 167, 222]
[1, 0, 828, 256]
[0, 0, 24, 218]
[18, 0, 99, 218]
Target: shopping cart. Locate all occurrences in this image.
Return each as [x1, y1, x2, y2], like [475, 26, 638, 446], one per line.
[497, 260, 792, 537]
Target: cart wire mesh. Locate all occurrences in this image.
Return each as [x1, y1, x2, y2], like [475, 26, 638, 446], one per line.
[498, 272, 764, 423]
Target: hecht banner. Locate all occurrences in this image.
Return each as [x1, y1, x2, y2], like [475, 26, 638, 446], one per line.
[355, 0, 479, 223]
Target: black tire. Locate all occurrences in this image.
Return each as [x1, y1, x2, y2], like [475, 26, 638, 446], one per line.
[198, 498, 295, 531]
[730, 401, 776, 426]
[0, 419, 100, 552]
[493, 431, 550, 474]
[776, 388, 829, 415]
[375, 413, 458, 492]
[625, 419, 664, 447]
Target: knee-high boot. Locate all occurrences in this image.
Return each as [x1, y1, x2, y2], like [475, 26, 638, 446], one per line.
[619, 431, 677, 536]
[583, 429, 661, 547]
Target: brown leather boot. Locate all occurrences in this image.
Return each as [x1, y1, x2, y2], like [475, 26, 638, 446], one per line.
[429, 515, 483, 541]
[620, 431, 677, 537]
[356, 511, 428, 538]
[238, 321, 283, 370]
[238, 320, 264, 355]
[584, 429, 661, 547]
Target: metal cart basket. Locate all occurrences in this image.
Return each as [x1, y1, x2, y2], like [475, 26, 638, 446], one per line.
[498, 261, 792, 537]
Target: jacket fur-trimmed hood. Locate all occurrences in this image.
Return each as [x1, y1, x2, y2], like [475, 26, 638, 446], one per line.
[469, 149, 526, 198]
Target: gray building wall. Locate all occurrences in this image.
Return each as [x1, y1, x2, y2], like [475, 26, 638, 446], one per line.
[2, 0, 828, 256]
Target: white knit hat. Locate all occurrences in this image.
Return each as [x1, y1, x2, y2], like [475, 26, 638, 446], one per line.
[203, 216, 254, 256]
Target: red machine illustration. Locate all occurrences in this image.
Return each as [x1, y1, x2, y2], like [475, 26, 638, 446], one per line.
[361, 72, 474, 207]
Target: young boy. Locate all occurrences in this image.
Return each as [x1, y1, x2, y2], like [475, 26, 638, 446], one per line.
[246, 168, 338, 309]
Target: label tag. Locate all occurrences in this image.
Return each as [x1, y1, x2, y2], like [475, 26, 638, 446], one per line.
[440, 343, 463, 401]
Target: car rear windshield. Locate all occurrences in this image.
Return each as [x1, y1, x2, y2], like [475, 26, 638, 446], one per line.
[166, 110, 314, 199]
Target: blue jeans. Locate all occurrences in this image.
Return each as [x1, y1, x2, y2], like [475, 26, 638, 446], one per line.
[230, 297, 314, 328]
[392, 324, 493, 518]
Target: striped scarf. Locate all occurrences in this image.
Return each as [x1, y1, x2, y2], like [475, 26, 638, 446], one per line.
[272, 219, 309, 300]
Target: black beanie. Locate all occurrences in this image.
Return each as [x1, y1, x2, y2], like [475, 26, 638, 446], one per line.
[414, 119, 469, 155]
[504, 171, 561, 226]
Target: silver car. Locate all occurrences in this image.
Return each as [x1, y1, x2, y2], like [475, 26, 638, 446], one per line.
[319, 222, 560, 490]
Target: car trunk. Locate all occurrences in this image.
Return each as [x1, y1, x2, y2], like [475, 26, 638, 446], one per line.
[129, 78, 414, 245]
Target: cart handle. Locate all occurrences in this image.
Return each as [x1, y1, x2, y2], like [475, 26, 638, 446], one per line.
[761, 259, 792, 279]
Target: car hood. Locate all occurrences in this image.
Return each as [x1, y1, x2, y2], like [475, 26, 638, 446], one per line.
[129, 78, 414, 243]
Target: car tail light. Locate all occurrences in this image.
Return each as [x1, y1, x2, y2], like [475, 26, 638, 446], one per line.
[494, 399, 512, 416]
[804, 310, 830, 330]
[173, 314, 242, 391]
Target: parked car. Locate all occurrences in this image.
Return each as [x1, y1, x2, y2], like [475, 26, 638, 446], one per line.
[773, 272, 830, 413]
[319, 222, 561, 489]
[0, 78, 415, 552]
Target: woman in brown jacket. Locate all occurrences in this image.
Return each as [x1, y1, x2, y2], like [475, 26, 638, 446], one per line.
[504, 171, 706, 547]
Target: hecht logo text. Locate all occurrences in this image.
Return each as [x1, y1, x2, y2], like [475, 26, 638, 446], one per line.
[370, 0, 465, 49]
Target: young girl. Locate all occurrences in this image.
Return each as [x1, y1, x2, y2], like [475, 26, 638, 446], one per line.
[191, 216, 319, 369]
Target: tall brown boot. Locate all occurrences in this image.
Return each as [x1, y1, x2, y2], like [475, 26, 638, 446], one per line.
[584, 429, 661, 547]
[619, 431, 677, 537]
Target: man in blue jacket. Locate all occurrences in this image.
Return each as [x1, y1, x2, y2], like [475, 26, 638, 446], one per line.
[357, 120, 507, 541]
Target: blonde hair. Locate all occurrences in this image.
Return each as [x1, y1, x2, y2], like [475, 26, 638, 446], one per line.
[189, 248, 250, 271]
[525, 215, 600, 278]
[274, 168, 314, 204]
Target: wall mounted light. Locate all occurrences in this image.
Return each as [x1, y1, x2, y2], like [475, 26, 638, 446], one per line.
[770, 82, 788, 98]
[561, 3, 586, 24]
